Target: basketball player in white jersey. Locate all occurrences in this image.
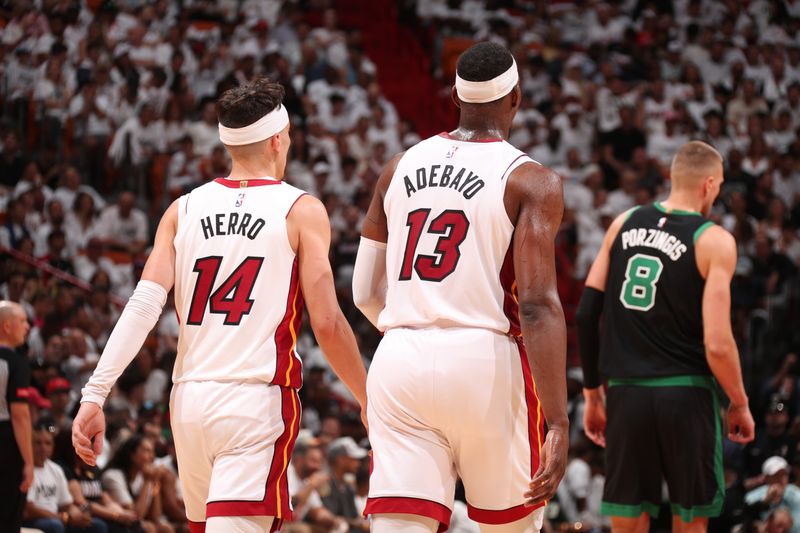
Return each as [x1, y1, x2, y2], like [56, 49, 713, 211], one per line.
[352, 43, 569, 533]
[71, 78, 368, 533]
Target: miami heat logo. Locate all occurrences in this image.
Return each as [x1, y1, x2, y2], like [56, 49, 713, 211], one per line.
[235, 193, 246, 207]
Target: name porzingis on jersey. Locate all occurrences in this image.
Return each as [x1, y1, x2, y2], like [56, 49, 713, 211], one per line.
[200, 212, 266, 240]
[403, 164, 485, 199]
[621, 227, 687, 261]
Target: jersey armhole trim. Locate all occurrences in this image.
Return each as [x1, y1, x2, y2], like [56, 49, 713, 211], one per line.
[500, 154, 528, 182]
[693, 221, 715, 243]
[624, 206, 641, 222]
[500, 154, 535, 228]
[283, 192, 308, 258]
[285, 192, 309, 220]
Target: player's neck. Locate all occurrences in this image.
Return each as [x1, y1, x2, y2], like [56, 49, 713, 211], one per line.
[449, 119, 508, 142]
[226, 159, 282, 182]
[660, 193, 701, 215]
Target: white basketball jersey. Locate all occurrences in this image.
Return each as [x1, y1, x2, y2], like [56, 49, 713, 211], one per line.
[173, 177, 306, 387]
[377, 133, 536, 335]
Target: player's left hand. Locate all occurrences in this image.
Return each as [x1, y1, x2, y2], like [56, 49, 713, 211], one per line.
[72, 402, 106, 466]
[525, 425, 568, 507]
[727, 403, 755, 444]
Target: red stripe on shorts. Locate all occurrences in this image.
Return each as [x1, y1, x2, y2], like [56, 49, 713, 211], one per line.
[272, 258, 304, 388]
[364, 496, 452, 532]
[517, 340, 543, 476]
[205, 387, 300, 519]
[499, 246, 520, 337]
[187, 521, 205, 533]
[466, 501, 543, 525]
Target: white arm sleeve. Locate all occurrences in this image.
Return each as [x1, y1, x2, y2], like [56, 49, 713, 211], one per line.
[352, 236, 388, 329]
[81, 280, 168, 407]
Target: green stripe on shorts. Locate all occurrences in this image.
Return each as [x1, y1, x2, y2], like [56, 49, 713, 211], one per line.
[601, 500, 661, 518]
[607, 375, 714, 389]
[671, 384, 724, 522]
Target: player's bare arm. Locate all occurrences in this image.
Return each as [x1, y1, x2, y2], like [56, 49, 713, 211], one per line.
[504, 162, 569, 506]
[696, 225, 755, 443]
[576, 209, 631, 448]
[10, 402, 33, 491]
[73, 200, 178, 465]
[352, 153, 402, 326]
[288, 194, 368, 411]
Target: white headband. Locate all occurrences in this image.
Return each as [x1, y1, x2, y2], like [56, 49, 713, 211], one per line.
[455, 58, 519, 103]
[218, 104, 290, 146]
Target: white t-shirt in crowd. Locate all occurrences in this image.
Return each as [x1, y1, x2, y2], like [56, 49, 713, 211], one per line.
[28, 459, 73, 514]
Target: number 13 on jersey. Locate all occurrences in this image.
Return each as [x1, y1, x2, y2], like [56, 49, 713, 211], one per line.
[399, 208, 470, 282]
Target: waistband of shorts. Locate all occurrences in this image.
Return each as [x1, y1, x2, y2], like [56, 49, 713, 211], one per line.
[385, 325, 514, 338]
[607, 375, 714, 389]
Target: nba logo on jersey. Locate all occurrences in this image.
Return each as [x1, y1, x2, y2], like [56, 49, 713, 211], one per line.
[235, 193, 246, 207]
[445, 146, 459, 159]
[657, 216, 666, 228]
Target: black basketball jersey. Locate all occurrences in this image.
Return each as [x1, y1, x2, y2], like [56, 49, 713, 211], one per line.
[599, 202, 716, 379]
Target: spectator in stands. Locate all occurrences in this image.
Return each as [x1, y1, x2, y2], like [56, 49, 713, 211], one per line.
[23, 423, 107, 533]
[287, 436, 345, 530]
[95, 192, 148, 257]
[0, 198, 32, 250]
[52, 430, 141, 533]
[0, 131, 27, 188]
[321, 437, 369, 532]
[44, 377, 74, 431]
[41, 229, 76, 276]
[102, 434, 173, 533]
[746, 400, 797, 488]
[745, 456, 800, 531]
[187, 100, 218, 157]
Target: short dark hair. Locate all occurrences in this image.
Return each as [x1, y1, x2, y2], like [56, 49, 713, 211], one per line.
[216, 77, 285, 128]
[456, 42, 514, 82]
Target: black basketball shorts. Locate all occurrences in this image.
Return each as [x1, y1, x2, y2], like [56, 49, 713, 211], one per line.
[600, 375, 724, 522]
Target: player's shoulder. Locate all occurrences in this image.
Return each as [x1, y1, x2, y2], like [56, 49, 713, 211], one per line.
[506, 160, 562, 201]
[286, 192, 327, 222]
[695, 222, 736, 254]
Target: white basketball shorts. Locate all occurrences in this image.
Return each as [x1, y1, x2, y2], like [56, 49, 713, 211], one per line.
[365, 327, 545, 531]
[170, 380, 300, 531]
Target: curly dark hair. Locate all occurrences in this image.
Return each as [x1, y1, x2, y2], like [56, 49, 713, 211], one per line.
[456, 42, 514, 82]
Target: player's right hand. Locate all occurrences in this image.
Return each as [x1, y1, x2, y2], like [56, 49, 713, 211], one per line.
[72, 402, 106, 466]
[583, 400, 607, 448]
[20, 462, 33, 492]
[727, 403, 755, 444]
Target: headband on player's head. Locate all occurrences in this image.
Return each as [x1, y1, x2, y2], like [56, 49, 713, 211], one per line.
[455, 57, 519, 104]
[218, 104, 289, 146]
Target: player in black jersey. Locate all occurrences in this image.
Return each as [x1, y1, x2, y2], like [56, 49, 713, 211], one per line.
[576, 141, 755, 533]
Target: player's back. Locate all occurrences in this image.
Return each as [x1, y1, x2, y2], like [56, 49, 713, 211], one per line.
[600, 203, 716, 379]
[173, 177, 306, 387]
[377, 133, 533, 335]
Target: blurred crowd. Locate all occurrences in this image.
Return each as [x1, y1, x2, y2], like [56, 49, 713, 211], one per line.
[0, 0, 799, 532]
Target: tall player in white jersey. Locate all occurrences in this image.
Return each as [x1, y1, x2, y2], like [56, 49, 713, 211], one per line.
[352, 43, 569, 533]
[71, 79, 368, 533]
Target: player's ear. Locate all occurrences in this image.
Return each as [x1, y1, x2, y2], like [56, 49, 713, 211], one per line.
[702, 175, 714, 196]
[269, 133, 281, 152]
[451, 86, 461, 109]
[510, 85, 521, 110]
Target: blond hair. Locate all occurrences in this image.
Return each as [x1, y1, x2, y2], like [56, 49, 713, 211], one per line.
[670, 141, 723, 190]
